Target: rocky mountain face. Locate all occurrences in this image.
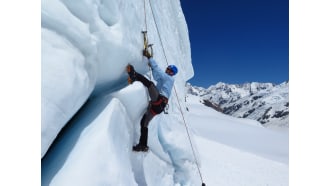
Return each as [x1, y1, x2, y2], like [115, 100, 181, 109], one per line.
[186, 82, 289, 129]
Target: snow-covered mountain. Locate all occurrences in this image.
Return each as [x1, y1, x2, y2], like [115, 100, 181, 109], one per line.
[187, 81, 289, 129]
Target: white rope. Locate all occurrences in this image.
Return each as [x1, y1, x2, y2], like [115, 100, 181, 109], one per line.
[142, 0, 153, 80]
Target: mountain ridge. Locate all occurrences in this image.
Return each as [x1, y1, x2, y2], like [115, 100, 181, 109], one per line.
[186, 81, 289, 129]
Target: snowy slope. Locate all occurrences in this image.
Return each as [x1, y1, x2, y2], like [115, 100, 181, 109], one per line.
[197, 137, 288, 186]
[186, 95, 288, 185]
[186, 95, 288, 164]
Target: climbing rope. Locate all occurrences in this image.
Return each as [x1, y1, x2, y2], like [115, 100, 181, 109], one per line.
[147, 0, 206, 185]
[142, 0, 153, 80]
[143, 0, 148, 32]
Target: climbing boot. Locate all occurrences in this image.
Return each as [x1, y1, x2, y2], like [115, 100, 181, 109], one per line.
[126, 64, 136, 84]
[132, 144, 149, 152]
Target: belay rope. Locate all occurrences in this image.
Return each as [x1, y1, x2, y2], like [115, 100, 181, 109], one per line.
[142, 0, 153, 80]
[144, 0, 206, 185]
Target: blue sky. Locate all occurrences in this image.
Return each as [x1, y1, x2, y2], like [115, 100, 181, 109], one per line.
[180, 0, 289, 87]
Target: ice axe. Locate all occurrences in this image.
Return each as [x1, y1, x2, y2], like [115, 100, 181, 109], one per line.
[142, 31, 153, 58]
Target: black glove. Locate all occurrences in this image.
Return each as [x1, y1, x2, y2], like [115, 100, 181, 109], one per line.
[143, 49, 152, 59]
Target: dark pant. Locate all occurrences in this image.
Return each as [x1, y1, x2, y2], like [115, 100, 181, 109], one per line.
[135, 73, 160, 146]
[135, 73, 159, 101]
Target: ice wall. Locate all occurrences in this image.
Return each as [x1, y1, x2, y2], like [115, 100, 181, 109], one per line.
[41, 0, 192, 159]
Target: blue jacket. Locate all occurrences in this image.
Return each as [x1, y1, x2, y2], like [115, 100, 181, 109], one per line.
[149, 58, 174, 99]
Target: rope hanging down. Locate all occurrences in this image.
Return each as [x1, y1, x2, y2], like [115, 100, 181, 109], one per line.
[142, 0, 153, 79]
[147, 0, 206, 185]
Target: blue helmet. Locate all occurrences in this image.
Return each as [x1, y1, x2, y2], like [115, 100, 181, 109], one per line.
[167, 65, 178, 75]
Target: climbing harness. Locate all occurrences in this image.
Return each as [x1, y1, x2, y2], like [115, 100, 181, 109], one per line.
[146, 0, 206, 185]
[149, 95, 168, 116]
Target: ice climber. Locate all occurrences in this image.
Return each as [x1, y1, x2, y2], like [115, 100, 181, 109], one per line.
[126, 49, 178, 152]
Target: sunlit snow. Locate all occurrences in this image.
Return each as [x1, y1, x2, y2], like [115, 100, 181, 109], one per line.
[41, 0, 288, 185]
